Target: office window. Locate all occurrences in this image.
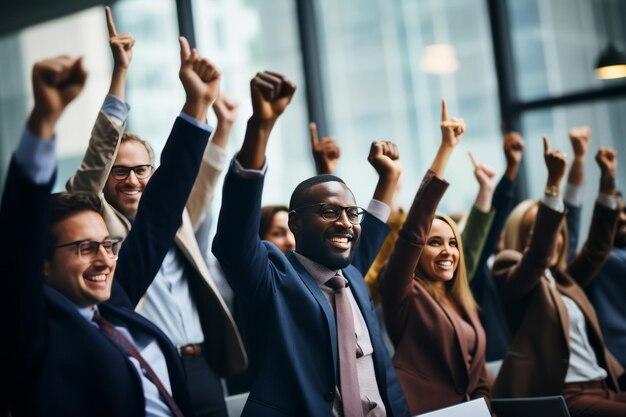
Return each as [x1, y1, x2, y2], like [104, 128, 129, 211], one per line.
[508, 0, 626, 101]
[193, 0, 310, 206]
[521, 98, 626, 245]
[315, 0, 503, 214]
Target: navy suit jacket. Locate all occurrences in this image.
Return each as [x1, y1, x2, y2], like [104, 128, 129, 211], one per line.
[0, 117, 210, 417]
[213, 166, 410, 417]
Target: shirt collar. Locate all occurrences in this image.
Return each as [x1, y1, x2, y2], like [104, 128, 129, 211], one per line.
[76, 305, 99, 322]
[293, 251, 341, 286]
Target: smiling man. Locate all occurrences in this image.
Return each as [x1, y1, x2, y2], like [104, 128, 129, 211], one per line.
[64, 9, 246, 417]
[1, 36, 219, 416]
[213, 71, 410, 417]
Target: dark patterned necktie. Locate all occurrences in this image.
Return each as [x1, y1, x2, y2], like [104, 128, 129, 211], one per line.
[93, 312, 184, 417]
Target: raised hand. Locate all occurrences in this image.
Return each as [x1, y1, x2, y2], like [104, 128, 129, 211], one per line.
[213, 94, 238, 126]
[28, 56, 88, 138]
[368, 140, 402, 179]
[596, 147, 618, 195]
[543, 136, 567, 188]
[502, 130, 525, 180]
[105, 6, 134, 71]
[250, 71, 296, 124]
[469, 150, 497, 192]
[310, 122, 341, 175]
[237, 71, 296, 170]
[179, 36, 221, 122]
[440, 98, 465, 148]
[369, 140, 402, 206]
[468, 150, 497, 212]
[568, 126, 591, 161]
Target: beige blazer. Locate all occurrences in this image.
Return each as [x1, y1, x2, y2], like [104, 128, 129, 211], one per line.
[66, 111, 247, 377]
[492, 202, 623, 398]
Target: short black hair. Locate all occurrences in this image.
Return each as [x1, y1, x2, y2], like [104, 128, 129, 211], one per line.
[289, 175, 345, 210]
[48, 192, 102, 255]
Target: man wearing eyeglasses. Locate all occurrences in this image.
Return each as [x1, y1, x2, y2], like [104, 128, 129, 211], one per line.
[0, 36, 220, 416]
[64, 9, 246, 417]
[212, 71, 410, 417]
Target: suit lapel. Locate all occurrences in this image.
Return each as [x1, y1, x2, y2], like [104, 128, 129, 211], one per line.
[287, 252, 338, 373]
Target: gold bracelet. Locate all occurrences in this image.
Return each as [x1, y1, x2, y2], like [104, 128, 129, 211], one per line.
[544, 185, 559, 197]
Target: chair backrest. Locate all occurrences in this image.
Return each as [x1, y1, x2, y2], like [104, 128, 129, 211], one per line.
[225, 392, 249, 417]
[491, 396, 571, 417]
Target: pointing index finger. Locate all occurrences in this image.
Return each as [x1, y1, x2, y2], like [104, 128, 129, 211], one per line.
[543, 135, 549, 153]
[105, 6, 118, 37]
[441, 98, 448, 122]
[309, 122, 319, 147]
[467, 150, 479, 169]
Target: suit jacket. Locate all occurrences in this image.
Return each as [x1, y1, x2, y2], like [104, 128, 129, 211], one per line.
[0, 117, 209, 416]
[379, 170, 490, 415]
[585, 247, 626, 368]
[66, 111, 246, 377]
[212, 165, 410, 417]
[492, 202, 624, 398]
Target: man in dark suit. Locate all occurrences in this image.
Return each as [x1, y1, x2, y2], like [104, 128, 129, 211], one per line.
[1, 37, 220, 416]
[213, 71, 410, 417]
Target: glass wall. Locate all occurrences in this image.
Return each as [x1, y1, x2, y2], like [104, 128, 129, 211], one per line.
[315, 0, 504, 214]
[521, 98, 626, 240]
[0, 7, 113, 194]
[509, 0, 626, 101]
[192, 0, 310, 207]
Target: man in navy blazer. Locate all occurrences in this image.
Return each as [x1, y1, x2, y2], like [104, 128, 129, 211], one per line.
[1, 39, 220, 417]
[213, 71, 410, 417]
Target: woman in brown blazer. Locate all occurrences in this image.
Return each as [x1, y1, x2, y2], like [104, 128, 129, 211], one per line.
[379, 100, 490, 415]
[493, 137, 625, 416]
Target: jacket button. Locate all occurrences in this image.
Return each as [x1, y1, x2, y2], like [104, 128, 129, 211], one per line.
[324, 391, 334, 402]
[456, 386, 466, 395]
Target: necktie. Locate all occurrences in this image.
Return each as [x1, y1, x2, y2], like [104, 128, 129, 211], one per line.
[326, 274, 364, 417]
[93, 312, 185, 417]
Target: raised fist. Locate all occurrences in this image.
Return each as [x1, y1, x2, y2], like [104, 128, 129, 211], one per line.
[250, 71, 296, 123]
[368, 140, 402, 180]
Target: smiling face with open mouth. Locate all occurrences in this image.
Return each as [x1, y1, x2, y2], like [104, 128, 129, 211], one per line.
[45, 210, 117, 308]
[290, 181, 361, 271]
[418, 218, 459, 284]
[104, 140, 152, 218]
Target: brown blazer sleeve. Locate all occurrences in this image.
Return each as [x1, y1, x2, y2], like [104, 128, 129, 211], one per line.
[378, 169, 448, 343]
[494, 202, 564, 303]
[567, 202, 619, 288]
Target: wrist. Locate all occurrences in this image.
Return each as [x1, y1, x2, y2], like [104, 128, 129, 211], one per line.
[504, 164, 520, 181]
[544, 184, 560, 197]
[28, 108, 59, 139]
[600, 175, 616, 195]
[182, 100, 209, 123]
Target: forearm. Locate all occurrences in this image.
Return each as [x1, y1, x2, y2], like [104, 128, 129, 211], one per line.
[236, 118, 274, 170]
[430, 144, 454, 178]
[108, 66, 127, 102]
[186, 142, 227, 229]
[567, 158, 585, 186]
[461, 206, 495, 280]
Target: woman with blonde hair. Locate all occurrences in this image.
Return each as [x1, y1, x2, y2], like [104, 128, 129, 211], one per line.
[379, 100, 489, 415]
[493, 137, 625, 416]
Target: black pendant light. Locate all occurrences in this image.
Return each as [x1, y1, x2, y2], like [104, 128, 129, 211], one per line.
[595, 42, 626, 80]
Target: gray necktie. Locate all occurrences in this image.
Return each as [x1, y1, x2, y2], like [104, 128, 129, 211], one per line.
[326, 274, 364, 417]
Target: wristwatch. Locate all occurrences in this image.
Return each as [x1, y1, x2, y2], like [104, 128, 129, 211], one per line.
[544, 185, 559, 197]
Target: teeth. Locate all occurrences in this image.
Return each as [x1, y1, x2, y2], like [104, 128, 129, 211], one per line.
[85, 274, 106, 282]
[436, 261, 452, 266]
[122, 191, 139, 195]
[330, 237, 349, 243]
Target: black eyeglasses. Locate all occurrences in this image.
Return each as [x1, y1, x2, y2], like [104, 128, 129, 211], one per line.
[54, 239, 122, 262]
[291, 203, 366, 225]
[110, 165, 154, 180]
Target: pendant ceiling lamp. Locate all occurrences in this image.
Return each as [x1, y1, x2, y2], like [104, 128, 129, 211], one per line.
[595, 42, 626, 80]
